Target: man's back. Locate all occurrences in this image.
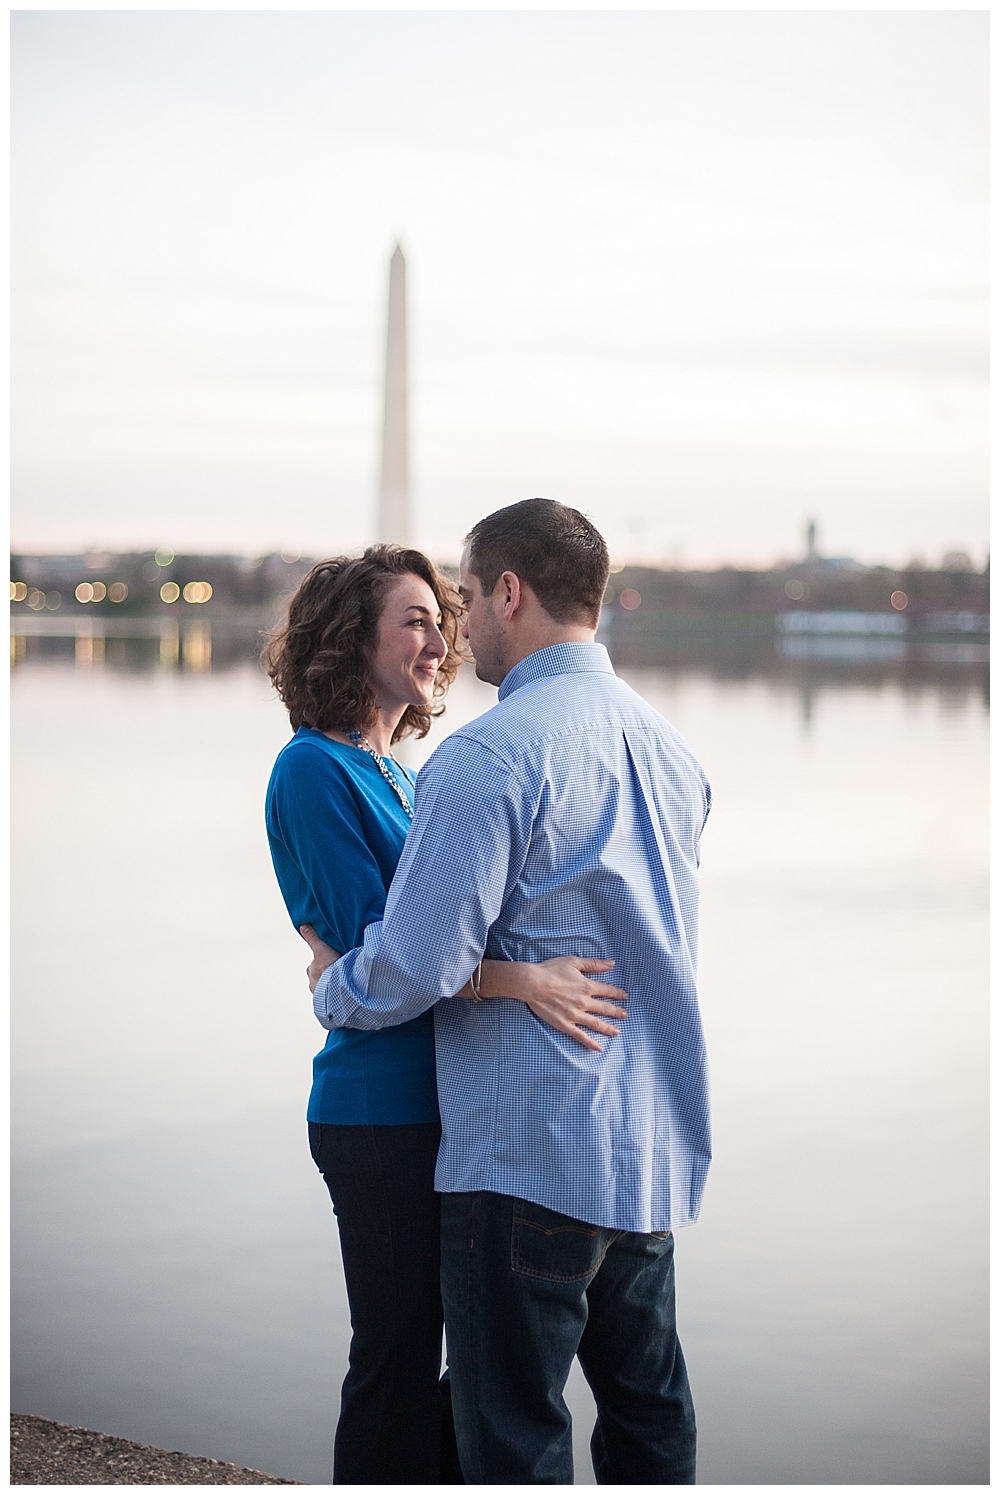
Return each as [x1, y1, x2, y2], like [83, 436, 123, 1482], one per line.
[407, 644, 712, 1232]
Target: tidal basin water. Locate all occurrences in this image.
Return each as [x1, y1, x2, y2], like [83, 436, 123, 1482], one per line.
[11, 647, 988, 1484]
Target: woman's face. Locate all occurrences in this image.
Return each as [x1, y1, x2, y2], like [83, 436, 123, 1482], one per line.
[368, 573, 449, 715]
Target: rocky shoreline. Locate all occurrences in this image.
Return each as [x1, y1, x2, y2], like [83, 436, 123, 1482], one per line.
[10, 1415, 303, 1485]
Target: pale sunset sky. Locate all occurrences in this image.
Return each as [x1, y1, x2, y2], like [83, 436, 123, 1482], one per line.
[11, 9, 988, 567]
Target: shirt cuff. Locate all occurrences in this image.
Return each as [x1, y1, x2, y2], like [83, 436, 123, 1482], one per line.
[313, 961, 338, 1029]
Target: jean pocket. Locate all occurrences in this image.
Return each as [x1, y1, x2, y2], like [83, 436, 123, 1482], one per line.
[510, 1199, 609, 1283]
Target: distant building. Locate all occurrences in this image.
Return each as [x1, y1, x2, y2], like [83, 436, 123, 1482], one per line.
[801, 517, 863, 575]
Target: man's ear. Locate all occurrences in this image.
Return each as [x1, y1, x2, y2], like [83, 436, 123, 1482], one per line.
[500, 571, 522, 622]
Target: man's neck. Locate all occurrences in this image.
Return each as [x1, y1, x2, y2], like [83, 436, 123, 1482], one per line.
[501, 626, 597, 678]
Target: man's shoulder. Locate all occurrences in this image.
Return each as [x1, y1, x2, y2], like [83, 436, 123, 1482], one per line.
[441, 670, 669, 758]
[417, 673, 708, 825]
[479, 671, 705, 788]
[421, 714, 516, 777]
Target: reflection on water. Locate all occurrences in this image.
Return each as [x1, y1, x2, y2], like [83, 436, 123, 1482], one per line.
[10, 652, 988, 1485]
[11, 610, 991, 697]
[777, 632, 990, 665]
[13, 616, 230, 673]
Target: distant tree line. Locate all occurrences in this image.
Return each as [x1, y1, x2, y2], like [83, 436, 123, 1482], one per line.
[10, 548, 989, 620]
[602, 560, 988, 618]
[10, 551, 312, 618]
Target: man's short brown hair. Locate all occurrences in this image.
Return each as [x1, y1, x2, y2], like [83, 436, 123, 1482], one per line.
[465, 498, 610, 627]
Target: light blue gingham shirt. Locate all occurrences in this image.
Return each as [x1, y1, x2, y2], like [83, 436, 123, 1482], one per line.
[314, 642, 712, 1233]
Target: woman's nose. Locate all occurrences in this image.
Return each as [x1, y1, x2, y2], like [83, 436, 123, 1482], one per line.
[426, 625, 447, 658]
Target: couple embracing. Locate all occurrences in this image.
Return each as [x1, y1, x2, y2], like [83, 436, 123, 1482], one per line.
[265, 498, 711, 1485]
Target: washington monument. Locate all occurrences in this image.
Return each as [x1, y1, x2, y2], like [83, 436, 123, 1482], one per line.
[378, 243, 409, 544]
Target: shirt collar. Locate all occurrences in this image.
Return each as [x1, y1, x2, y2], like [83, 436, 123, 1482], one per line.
[497, 642, 615, 701]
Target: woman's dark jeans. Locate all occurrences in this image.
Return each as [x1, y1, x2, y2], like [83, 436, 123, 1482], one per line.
[309, 1122, 464, 1485]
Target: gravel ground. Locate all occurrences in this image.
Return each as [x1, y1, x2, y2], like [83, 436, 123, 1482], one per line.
[10, 1415, 303, 1485]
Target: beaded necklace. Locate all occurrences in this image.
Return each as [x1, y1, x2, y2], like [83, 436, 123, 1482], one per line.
[347, 730, 415, 819]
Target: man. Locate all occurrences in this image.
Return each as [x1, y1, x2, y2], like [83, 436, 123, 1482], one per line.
[306, 497, 711, 1484]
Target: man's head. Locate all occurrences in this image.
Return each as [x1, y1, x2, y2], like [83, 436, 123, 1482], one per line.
[459, 498, 610, 685]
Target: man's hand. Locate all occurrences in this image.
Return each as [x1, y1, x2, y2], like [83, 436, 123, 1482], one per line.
[299, 924, 342, 994]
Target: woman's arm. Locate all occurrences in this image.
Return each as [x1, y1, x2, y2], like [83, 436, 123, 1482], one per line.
[301, 924, 629, 1054]
[270, 745, 392, 960]
[468, 958, 629, 1053]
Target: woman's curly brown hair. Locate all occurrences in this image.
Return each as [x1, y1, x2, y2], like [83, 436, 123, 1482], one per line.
[264, 545, 465, 742]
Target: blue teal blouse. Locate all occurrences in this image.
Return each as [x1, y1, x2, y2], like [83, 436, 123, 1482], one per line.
[265, 727, 439, 1125]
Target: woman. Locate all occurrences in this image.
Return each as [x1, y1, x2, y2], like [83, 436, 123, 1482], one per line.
[264, 545, 628, 1485]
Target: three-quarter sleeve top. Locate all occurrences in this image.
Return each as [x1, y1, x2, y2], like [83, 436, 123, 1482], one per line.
[265, 727, 439, 1125]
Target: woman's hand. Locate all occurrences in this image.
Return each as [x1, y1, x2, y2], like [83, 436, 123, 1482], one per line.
[300, 924, 342, 993]
[481, 957, 628, 1053]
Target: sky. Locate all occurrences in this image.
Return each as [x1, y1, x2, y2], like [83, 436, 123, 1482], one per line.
[11, 9, 988, 568]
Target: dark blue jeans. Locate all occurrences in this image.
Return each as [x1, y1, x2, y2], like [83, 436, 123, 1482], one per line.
[440, 1190, 696, 1485]
[309, 1122, 464, 1485]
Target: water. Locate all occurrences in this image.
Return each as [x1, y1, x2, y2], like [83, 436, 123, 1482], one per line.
[11, 644, 988, 1484]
